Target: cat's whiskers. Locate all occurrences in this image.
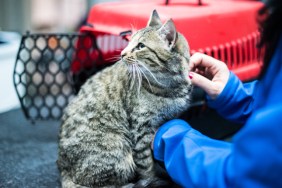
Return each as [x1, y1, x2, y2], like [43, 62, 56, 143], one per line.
[135, 65, 153, 92]
[125, 59, 143, 94]
[130, 64, 137, 90]
[135, 64, 142, 95]
[105, 55, 121, 62]
[137, 60, 165, 86]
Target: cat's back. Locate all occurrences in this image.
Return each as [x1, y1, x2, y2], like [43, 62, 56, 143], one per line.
[77, 61, 127, 99]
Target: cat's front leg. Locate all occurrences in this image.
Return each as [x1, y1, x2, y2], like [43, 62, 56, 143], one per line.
[132, 130, 156, 178]
[132, 127, 176, 188]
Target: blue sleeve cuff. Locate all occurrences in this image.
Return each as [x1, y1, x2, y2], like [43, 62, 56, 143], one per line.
[207, 71, 240, 109]
[153, 119, 191, 161]
[206, 71, 258, 123]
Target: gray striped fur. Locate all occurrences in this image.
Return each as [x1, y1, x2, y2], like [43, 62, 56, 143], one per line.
[58, 10, 192, 188]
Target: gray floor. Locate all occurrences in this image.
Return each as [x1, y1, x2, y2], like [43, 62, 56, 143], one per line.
[0, 108, 61, 188]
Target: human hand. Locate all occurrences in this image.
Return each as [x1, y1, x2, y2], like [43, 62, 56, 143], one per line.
[189, 53, 230, 100]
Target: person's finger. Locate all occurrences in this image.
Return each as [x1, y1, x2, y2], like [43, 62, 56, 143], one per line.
[189, 72, 219, 99]
[189, 52, 222, 71]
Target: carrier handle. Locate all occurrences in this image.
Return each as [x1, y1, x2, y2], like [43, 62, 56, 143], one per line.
[165, 0, 203, 6]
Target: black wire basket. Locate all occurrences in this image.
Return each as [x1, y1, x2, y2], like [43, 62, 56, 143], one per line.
[13, 32, 111, 121]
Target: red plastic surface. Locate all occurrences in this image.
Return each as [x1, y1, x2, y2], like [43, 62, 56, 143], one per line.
[76, 0, 264, 81]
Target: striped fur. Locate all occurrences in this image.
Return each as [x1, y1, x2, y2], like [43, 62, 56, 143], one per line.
[58, 10, 192, 188]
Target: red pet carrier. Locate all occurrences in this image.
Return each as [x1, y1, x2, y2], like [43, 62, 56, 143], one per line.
[73, 0, 263, 82]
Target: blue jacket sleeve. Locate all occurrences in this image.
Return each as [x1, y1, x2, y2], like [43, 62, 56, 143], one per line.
[153, 119, 232, 188]
[154, 113, 282, 188]
[207, 72, 259, 124]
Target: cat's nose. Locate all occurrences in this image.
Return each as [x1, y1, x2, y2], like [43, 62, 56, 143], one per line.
[121, 51, 127, 60]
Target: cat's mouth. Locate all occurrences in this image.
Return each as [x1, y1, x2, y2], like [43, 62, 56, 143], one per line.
[121, 56, 135, 65]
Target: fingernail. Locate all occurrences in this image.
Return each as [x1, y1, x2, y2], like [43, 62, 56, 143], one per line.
[189, 72, 193, 79]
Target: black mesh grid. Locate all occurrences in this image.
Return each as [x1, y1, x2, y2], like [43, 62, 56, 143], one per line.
[13, 32, 110, 121]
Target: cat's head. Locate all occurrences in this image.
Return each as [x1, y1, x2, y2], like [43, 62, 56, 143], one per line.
[121, 10, 191, 90]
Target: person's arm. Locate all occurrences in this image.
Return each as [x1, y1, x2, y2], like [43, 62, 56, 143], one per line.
[207, 72, 260, 124]
[154, 109, 282, 187]
[153, 119, 232, 187]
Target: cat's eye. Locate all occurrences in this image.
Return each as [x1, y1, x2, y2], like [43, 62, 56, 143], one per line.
[137, 43, 145, 49]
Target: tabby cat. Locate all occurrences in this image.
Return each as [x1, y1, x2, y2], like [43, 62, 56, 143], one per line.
[57, 10, 193, 188]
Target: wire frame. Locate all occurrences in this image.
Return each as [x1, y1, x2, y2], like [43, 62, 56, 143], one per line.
[13, 32, 108, 121]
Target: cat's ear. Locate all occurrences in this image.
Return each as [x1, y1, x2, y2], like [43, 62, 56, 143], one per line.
[147, 10, 162, 28]
[158, 19, 177, 49]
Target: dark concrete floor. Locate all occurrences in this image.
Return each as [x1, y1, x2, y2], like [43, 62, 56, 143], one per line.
[0, 108, 61, 188]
